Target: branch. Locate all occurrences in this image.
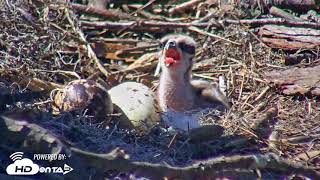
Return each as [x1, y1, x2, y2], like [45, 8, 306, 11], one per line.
[222, 18, 320, 29]
[65, 7, 111, 77]
[81, 18, 320, 32]
[168, 0, 204, 15]
[81, 20, 210, 30]
[69, 3, 137, 20]
[71, 147, 320, 179]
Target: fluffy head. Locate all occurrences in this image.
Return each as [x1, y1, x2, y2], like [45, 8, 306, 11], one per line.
[159, 34, 196, 75]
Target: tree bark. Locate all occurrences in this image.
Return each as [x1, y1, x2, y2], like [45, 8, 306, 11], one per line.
[258, 25, 320, 50]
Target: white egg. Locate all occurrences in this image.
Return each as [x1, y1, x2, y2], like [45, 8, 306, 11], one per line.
[108, 82, 159, 133]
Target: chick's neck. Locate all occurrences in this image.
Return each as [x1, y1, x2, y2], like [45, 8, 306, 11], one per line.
[158, 63, 194, 111]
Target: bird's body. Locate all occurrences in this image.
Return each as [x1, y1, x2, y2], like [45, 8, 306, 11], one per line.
[82, 34, 230, 132]
[157, 34, 230, 112]
[157, 34, 230, 131]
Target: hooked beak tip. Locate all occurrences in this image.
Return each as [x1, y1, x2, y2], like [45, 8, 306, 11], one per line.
[164, 57, 177, 67]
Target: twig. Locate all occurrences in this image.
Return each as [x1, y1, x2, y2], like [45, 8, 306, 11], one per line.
[168, 0, 204, 15]
[192, 12, 216, 24]
[193, 73, 218, 81]
[167, 132, 179, 148]
[238, 73, 245, 101]
[240, 93, 254, 109]
[90, 37, 146, 44]
[188, 26, 241, 45]
[65, 8, 111, 77]
[69, 3, 136, 20]
[130, 0, 157, 16]
[253, 86, 270, 103]
[32, 69, 81, 79]
[235, 73, 265, 83]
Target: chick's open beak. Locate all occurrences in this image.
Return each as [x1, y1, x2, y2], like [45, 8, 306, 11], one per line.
[164, 49, 180, 67]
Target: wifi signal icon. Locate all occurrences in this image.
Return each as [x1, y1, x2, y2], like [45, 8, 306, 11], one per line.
[9, 152, 24, 162]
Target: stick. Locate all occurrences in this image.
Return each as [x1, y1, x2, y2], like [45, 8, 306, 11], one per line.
[81, 18, 320, 31]
[188, 26, 240, 45]
[65, 8, 111, 77]
[69, 3, 136, 20]
[222, 18, 320, 29]
[129, 0, 157, 16]
[168, 0, 204, 15]
[269, 6, 301, 21]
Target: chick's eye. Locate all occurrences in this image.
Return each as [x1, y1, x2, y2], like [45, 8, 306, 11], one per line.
[179, 43, 195, 54]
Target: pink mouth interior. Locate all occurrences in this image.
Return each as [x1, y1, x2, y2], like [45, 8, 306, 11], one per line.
[164, 49, 180, 66]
